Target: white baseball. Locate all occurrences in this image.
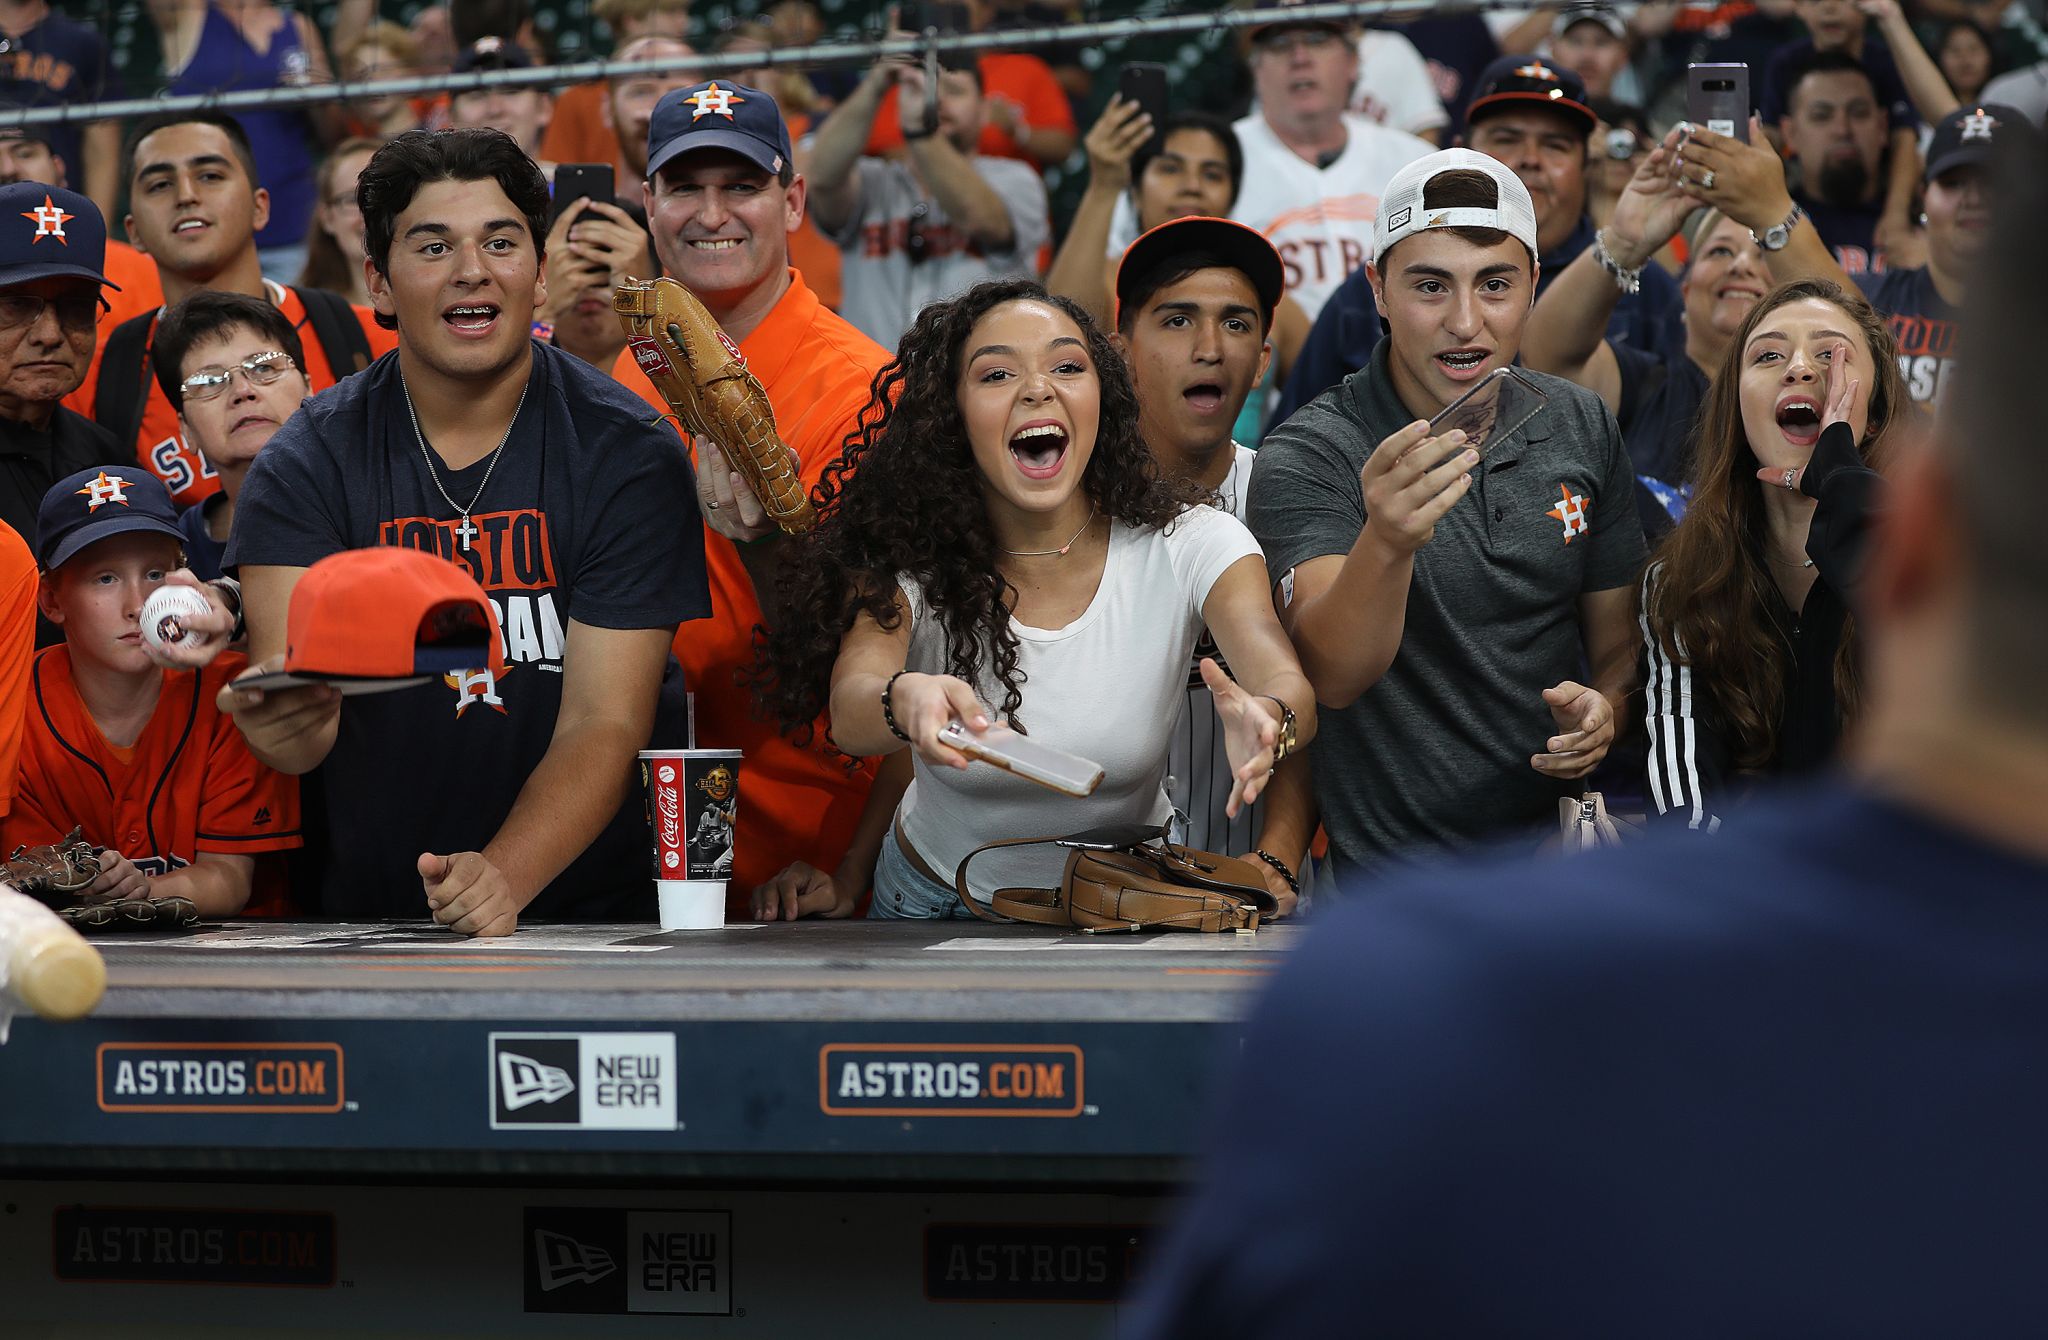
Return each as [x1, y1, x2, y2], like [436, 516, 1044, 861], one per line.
[140, 585, 216, 653]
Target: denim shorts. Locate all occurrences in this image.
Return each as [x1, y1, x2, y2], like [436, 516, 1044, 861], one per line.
[870, 832, 977, 920]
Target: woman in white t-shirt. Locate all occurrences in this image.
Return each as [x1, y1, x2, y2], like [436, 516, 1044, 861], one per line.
[752, 280, 1317, 918]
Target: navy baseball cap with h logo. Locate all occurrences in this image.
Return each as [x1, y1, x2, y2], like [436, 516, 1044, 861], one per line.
[0, 181, 117, 291]
[644, 80, 793, 182]
[36, 467, 184, 572]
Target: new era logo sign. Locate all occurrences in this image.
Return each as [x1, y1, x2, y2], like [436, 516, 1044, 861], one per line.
[488, 1033, 677, 1130]
[534, 1229, 615, 1291]
[523, 1208, 732, 1316]
[499, 1051, 576, 1111]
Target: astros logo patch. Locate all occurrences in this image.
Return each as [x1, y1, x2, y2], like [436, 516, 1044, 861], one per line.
[1546, 484, 1588, 544]
[76, 471, 131, 510]
[1514, 61, 1559, 83]
[1960, 109, 1998, 141]
[686, 82, 744, 121]
[22, 193, 73, 244]
[445, 665, 511, 718]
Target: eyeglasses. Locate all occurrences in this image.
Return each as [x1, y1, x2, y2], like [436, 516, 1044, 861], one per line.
[181, 350, 296, 401]
[0, 292, 100, 333]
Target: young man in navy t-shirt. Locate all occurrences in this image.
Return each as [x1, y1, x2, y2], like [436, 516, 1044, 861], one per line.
[1132, 136, 2048, 1336]
[221, 128, 708, 934]
[1860, 102, 2038, 406]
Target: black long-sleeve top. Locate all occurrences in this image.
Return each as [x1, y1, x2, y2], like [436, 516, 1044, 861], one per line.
[1640, 421, 1880, 829]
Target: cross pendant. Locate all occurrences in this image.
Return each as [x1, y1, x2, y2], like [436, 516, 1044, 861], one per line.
[455, 514, 478, 551]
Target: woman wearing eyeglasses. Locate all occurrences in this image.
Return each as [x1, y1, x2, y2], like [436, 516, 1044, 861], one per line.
[147, 291, 313, 583]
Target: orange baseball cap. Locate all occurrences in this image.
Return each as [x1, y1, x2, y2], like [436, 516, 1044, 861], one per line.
[283, 547, 505, 685]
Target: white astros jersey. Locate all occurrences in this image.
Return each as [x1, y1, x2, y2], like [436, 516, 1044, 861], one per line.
[1230, 112, 1433, 322]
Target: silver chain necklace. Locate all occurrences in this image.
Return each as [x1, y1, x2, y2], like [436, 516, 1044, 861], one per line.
[400, 369, 530, 552]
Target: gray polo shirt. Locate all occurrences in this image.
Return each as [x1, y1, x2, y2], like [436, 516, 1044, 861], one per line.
[1247, 344, 1646, 881]
[828, 154, 1049, 350]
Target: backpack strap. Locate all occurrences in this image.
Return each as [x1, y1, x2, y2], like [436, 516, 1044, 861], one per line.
[92, 311, 157, 460]
[292, 284, 374, 377]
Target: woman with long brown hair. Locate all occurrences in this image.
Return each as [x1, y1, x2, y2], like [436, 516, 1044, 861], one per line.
[295, 138, 383, 307]
[1640, 278, 1903, 829]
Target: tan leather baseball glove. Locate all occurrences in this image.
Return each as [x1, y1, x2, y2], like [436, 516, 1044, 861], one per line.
[614, 275, 816, 534]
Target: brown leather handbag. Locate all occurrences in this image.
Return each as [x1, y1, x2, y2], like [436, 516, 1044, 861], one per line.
[951, 824, 1274, 933]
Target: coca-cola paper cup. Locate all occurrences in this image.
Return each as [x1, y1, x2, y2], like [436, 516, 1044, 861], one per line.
[639, 748, 741, 928]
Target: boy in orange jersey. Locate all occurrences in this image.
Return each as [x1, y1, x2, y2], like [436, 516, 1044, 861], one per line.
[4, 466, 299, 915]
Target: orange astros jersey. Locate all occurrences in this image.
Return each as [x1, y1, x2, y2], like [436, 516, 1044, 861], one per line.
[3, 648, 302, 877]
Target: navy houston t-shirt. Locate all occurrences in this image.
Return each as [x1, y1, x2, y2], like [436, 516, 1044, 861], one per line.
[228, 343, 709, 920]
[0, 13, 122, 188]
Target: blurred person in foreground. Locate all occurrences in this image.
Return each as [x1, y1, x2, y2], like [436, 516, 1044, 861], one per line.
[1130, 135, 2048, 1340]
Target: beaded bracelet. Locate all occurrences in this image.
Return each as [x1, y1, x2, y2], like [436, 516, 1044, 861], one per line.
[1250, 849, 1301, 897]
[881, 669, 913, 743]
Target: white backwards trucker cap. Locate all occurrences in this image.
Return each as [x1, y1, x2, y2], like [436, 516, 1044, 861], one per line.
[1371, 148, 1541, 268]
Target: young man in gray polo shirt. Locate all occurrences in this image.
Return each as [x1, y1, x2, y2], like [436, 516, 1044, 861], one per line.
[1246, 148, 1645, 882]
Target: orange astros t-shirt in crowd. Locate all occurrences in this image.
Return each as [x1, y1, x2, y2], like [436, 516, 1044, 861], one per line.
[866, 52, 1076, 164]
[613, 268, 888, 913]
[784, 112, 843, 313]
[0, 521, 36, 821]
[540, 82, 622, 167]
[99, 240, 165, 333]
[64, 280, 397, 511]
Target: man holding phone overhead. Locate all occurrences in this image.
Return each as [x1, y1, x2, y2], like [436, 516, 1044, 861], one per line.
[1246, 148, 1645, 883]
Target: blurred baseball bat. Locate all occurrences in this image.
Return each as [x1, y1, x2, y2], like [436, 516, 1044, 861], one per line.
[0, 883, 107, 1023]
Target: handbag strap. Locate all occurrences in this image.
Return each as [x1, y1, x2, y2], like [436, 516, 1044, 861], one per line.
[951, 829, 1263, 932]
[951, 833, 1073, 924]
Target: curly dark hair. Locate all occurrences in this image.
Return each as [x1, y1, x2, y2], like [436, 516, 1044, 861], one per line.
[753, 279, 1197, 741]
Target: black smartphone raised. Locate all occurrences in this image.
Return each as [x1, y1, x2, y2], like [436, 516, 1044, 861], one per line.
[550, 162, 615, 227]
[1118, 61, 1170, 136]
[1685, 63, 1750, 142]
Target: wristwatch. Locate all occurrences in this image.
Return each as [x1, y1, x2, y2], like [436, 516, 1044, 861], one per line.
[1259, 695, 1299, 766]
[1754, 202, 1807, 252]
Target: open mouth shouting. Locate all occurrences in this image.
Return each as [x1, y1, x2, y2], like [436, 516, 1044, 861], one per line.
[1183, 379, 1228, 417]
[1775, 392, 1823, 447]
[1435, 347, 1491, 382]
[1008, 419, 1070, 479]
[443, 301, 501, 337]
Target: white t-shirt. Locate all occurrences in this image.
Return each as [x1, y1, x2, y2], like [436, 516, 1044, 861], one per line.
[829, 154, 1051, 351]
[1352, 30, 1449, 138]
[896, 506, 1262, 906]
[1167, 444, 1262, 854]
[1230, 112, 1433, 323]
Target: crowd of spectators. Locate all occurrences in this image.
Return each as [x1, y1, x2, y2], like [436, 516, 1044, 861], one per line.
[0, 0, 2038, 924]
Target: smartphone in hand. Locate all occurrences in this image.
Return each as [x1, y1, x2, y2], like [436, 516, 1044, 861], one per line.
[935, 720, 1106, 797]
[1118, 61, 1170, 139]
[549, 163, 615, 227]
[1685, 63, 1750, 142]
[1426, 366, 1550, 459]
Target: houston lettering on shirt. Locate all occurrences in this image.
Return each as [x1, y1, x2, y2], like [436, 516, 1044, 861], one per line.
[1263, 199, 1375, 295]
[0, 50, 81, 92]
[377, 509, 566, 680]
[1884, 310, 1958, 405]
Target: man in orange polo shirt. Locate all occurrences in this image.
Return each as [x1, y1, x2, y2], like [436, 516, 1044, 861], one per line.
[613, 81, 892, 919]
[62, 113, 396, 511]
